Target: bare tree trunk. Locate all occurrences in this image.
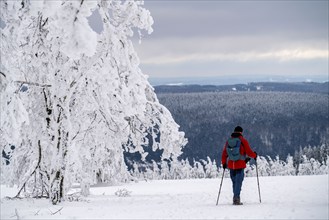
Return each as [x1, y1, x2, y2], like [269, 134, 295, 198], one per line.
[49, 101, 69, 205]
[49, 128, 69, 204]
[50, 170, 64, 205]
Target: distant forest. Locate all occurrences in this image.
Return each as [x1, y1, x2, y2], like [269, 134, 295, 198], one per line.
[154, 82, 329, 94]
[155, 89, 328, 165]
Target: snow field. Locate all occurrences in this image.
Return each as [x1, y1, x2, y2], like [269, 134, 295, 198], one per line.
[1, 175, 328, 219]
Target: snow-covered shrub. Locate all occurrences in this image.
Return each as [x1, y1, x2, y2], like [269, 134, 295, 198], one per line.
[115, 188, 132, 197]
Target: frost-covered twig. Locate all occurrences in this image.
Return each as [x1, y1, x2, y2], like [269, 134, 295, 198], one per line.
[5, 196, 23, 200]
[14, 80, 51, 87]
[50, 207, 63, 215]
[98, 109, 119, 132]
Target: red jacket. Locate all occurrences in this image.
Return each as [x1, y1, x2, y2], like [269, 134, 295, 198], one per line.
[221, 132, 256, 170]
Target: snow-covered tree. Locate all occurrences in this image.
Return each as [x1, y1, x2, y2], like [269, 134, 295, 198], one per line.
[1, 0, 186, 204]
[180, 159, 193, 179]
[191, 160, 205, 178]
[203, 157, 218, 178]
[151, 160, 161, 180]
[284, 155, 296, 176]
[319, 155, 329, 174]
[141, 160, 161, 180]
[131, 162, 142, 180]
[169, 158, 184, 179]
[160, 160, 171, 180]
[255, 156, 270, 176]
[268, 156, 286, 176]
[309, 158, 322, 175]
[298, 155, 312, 175]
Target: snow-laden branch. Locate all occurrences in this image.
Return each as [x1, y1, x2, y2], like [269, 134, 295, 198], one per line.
[15, 81, 51, 87]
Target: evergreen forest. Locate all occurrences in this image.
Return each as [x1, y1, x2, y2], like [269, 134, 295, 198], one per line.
[155, 89, 328, 165]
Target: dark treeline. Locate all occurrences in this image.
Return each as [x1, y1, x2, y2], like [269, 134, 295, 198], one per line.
[156, 91, 328, 165]
[154, 82, 329, 94]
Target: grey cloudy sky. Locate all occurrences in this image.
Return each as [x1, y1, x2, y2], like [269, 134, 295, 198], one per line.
[129, 0, 328, 84]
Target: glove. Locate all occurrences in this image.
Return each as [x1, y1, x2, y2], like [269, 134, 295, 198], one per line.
[223, 163, 227, 169]
[254, 151, 258, 160]
[245, 157, 251, 163]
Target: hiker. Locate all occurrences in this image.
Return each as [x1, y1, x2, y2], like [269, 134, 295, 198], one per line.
[221, 126, 257, 205]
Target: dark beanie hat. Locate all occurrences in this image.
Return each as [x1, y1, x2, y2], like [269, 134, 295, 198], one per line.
[234, 126, 243, 133]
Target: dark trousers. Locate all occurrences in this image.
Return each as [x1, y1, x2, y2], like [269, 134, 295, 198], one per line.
[230, 168, 244, 199]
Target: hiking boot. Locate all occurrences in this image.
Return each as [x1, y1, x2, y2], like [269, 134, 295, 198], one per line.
[233, 197, 243, 205]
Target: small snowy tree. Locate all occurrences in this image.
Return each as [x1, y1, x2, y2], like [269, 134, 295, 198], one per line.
[284, 155, 297, 176]
[169, 158, 184, 179]
[151, 160, 161, 180]
[131, 162, 142, 180]
[191, 160, 205, 179]
[309, 158, 322, 175]
[203, 157, 218, 178]
[256, 156, 270, 176]
[320, 155, 329, 174]
[298, 155, 312, 175]
[160, 160, 171, 180]
[180, 159, 193, 179]
[1, 0, 186, 204]
[269, 156, 286, 176]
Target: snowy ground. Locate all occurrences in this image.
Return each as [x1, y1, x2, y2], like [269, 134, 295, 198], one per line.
[1, 175, 328, 219]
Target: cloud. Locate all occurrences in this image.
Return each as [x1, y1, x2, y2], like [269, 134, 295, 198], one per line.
[135, 36, 328, 65]
[139, 49, 328, 65]
[145, 1, 328, 40]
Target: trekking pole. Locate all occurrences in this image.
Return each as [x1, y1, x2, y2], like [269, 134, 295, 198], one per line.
[255, 160, 262, 203]
[216, 168, 225, 206]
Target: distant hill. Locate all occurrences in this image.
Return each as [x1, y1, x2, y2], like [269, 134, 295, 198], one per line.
[144, 82, 329, 165]
[154, 82, 329, 94]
